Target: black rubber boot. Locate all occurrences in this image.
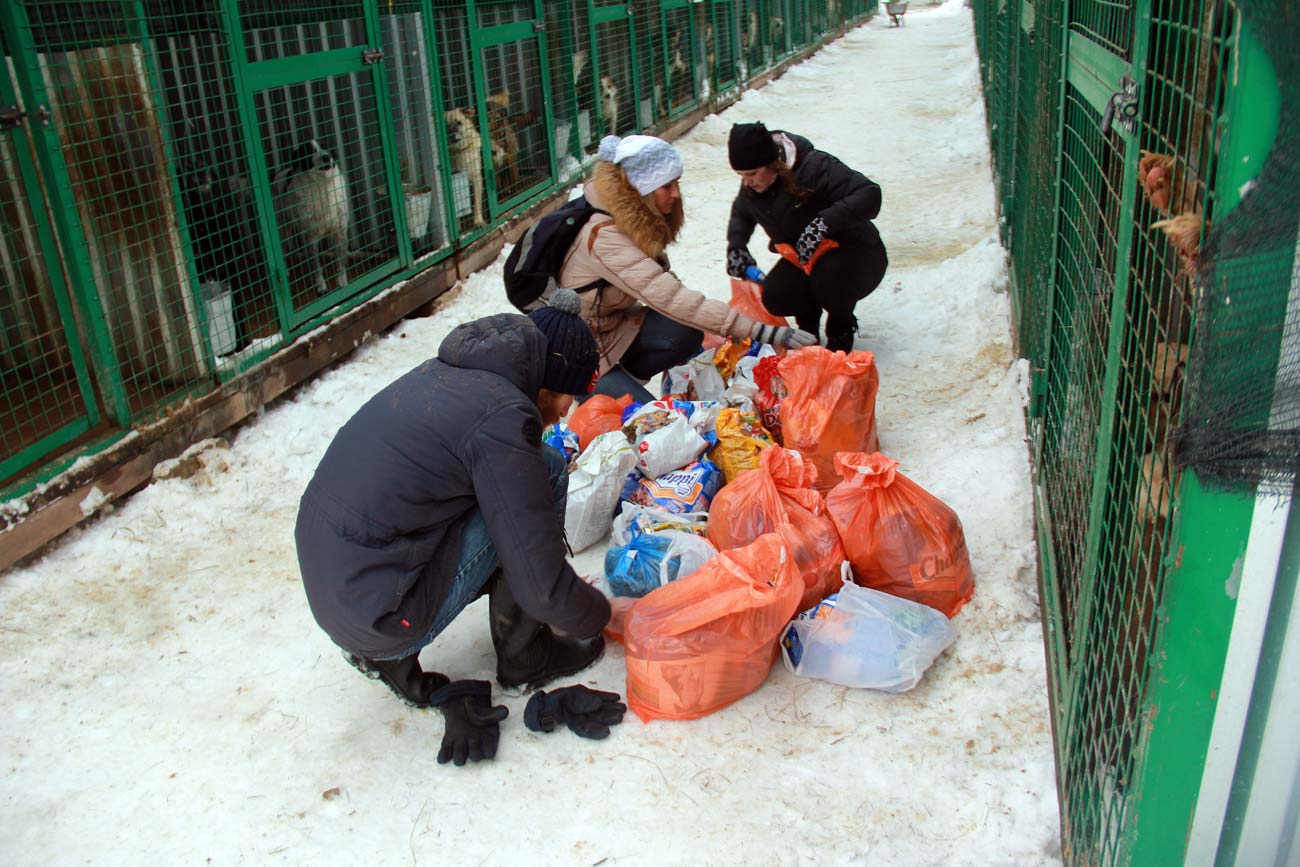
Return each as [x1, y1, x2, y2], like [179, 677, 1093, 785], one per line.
[825, 330, 856, 353]
[488, 572, 604, 693]
[343, 651, 450, 709]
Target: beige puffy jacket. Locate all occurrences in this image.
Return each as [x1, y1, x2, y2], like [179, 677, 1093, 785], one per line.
[558, 162, 756, 374]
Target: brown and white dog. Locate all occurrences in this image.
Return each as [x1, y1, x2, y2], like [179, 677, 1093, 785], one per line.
[599, 75, 620, 135]
[444, 107, 485, 227]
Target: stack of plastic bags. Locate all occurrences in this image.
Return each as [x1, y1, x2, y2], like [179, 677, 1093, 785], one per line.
[553, 328, 977, 722]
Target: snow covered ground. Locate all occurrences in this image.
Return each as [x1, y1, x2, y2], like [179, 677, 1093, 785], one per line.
[0, 3, 1062, 864]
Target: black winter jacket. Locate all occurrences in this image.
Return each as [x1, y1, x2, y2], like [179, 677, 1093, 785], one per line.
[295, 313, 610, 658]
[726, 132, 884, 253]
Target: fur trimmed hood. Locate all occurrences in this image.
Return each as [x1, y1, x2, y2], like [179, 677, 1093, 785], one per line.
[588, 162, 683, 260]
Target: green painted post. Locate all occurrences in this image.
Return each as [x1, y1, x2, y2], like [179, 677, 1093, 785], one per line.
[367, 0, 415, 268]
[0, 0, 133, 423]
[419, 0, 463, 248]
[535, 0, 560, 182]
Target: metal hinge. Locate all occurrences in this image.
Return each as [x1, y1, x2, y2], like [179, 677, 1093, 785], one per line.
[1101, 75, 1139, 136]
[361, 48, 384, 65]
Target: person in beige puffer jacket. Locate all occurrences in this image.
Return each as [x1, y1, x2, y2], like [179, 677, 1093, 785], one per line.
[559, 134, 817, 402]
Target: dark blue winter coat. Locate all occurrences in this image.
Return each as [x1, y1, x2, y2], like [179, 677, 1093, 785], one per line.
[295, 313, 610, 658]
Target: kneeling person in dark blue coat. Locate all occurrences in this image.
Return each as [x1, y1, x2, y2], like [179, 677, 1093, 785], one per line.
[295, 289, 624, 765]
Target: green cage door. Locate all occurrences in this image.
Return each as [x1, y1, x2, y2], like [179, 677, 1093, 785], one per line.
[230, 0, 406, 330]
[660, 0, 698, 119]
[0, 55, 101, 488]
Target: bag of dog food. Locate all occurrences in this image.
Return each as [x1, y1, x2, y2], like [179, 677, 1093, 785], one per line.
[707, 446, 845, 609]
[564, 431, 637, 552]
[752, 355, 785, 444]
[623, 458, 723, 515]
[624, 533, 802, 721]
[624, 403, 708, 479]
[709, 408, 775, 483]
[826, 452, 974, 618]
[778, 347, 879, 491]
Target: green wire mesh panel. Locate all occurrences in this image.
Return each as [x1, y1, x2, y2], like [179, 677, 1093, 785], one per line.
[0, 33, 100, 486]
[1059, 3, 1236, 864]
[595, 10, 638, 138]
[245, 10, 400, 312]
[710, 0, 739, 92]
[543, 0, 587, 172]
[1009, 0, 1064, 366]
[432, 0, 490, 232]
[151, 3, 278, 364]
[20, 1, 212, 416]
[662, 2, 696, 116]
[477, 1, 553, 204]
[1069, 0, 1132, 61]
[379, 3, 454, 260]
[740, 0, 766, 78]
[633, 0, 663, 129]
[772, 0, 793, 58]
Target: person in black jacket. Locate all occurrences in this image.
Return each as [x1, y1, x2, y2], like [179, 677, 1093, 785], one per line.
[295, 289, 624, 765]
[724, 122, 889, 352]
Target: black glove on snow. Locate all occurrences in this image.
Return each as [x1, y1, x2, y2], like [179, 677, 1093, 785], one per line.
[795, 217, 830, 265]
[430, 680, 509, 766]
[524, 685, 627, 740]
[726, 245, 758, 278]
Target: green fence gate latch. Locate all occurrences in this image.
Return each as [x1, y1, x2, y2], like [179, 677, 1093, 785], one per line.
[1101, 74, 1139, 136]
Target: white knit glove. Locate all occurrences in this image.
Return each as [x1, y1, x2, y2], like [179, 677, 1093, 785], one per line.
[750, 322, 818, 349]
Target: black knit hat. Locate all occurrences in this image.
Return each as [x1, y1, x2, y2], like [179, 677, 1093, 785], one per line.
[528, 288, 600, 395]
[728, 122, 780, 171]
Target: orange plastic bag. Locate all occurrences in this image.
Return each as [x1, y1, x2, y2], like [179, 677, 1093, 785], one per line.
[569, 394, 634, 451]
[624, 533, 802, 722]
[707, 447, 846, 610]
[778, 347, 880, 492]
[729, 278, 787, 327]
[712, 338, 753, 382]
[826, 452, 974, 618]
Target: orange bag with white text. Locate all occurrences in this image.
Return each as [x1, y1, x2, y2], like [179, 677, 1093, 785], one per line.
[569, 394, 634, 451]
[826, 452, 974, 618]
[624, 533, 802, 722]
[778, 347, 879, 491]
[707, 446, 846, 609]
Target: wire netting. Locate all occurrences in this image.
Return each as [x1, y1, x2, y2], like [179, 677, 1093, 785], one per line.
[1173, 0, 1300, 497]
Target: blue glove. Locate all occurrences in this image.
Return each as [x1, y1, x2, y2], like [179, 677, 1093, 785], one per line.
[795, 216, 830, 266]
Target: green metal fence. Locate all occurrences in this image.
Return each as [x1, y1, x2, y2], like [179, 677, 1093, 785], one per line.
[975, 0, 1292, 863]
[0, 0, 877, 498]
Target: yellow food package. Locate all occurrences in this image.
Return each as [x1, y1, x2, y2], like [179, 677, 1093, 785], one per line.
[712, 339, 753, 382]
[709, 408, 775, 483]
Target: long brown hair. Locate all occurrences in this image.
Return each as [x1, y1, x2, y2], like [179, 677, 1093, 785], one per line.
[741, 159, 810, 201]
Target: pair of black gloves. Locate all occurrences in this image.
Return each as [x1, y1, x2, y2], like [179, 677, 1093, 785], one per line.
[725, 216, 832, 276]
[429, 681, 627, 766]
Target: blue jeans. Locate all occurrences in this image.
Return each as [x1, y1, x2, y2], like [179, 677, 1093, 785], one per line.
[382, 445, 569, 660]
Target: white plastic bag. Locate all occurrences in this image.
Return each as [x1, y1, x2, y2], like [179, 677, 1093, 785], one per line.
[686, 355, 727, 401]
[659, 531, 718, 585]
[564, 431, 637, 552]
[624, 403, 707, 478]
[610, 502, 709, 546]
[780, 563, 956, 692]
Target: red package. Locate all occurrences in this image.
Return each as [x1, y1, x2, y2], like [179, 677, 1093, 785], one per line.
[778, 347, 879, 492]
[752, 355, 785, 445]
[826, 452, 974, 618]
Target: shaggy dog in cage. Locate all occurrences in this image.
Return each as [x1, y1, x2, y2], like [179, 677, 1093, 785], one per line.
[704, 22, 715, 76]
[445, 107, 486, 227]
[599, 74, 620, 135]
[486, 91, 538, 195]
[770, 15, 785, 47]
[275, 140, 350, 297]
[668, 29, 689, 103]
[742, 10, 760, 55]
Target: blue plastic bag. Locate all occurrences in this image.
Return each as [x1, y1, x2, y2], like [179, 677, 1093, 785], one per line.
[543, 423, 580, 464]
[604, 530, 673, 598]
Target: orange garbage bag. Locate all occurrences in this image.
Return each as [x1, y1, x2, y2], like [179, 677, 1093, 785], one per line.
[778, 347, 880, 492]
[707, 446, 846, 609]
[624, 533, 802, 722]
[569, 394, 634, 451]
[603, 596, 636, 645]
[826, 452, 974, 618]
[729, 278, 787, 327]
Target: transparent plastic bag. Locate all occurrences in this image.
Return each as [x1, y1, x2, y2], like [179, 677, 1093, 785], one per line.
[610, 502, 709, 546]
[780, 563, 956, 692]
[604, 528, 717, 598]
